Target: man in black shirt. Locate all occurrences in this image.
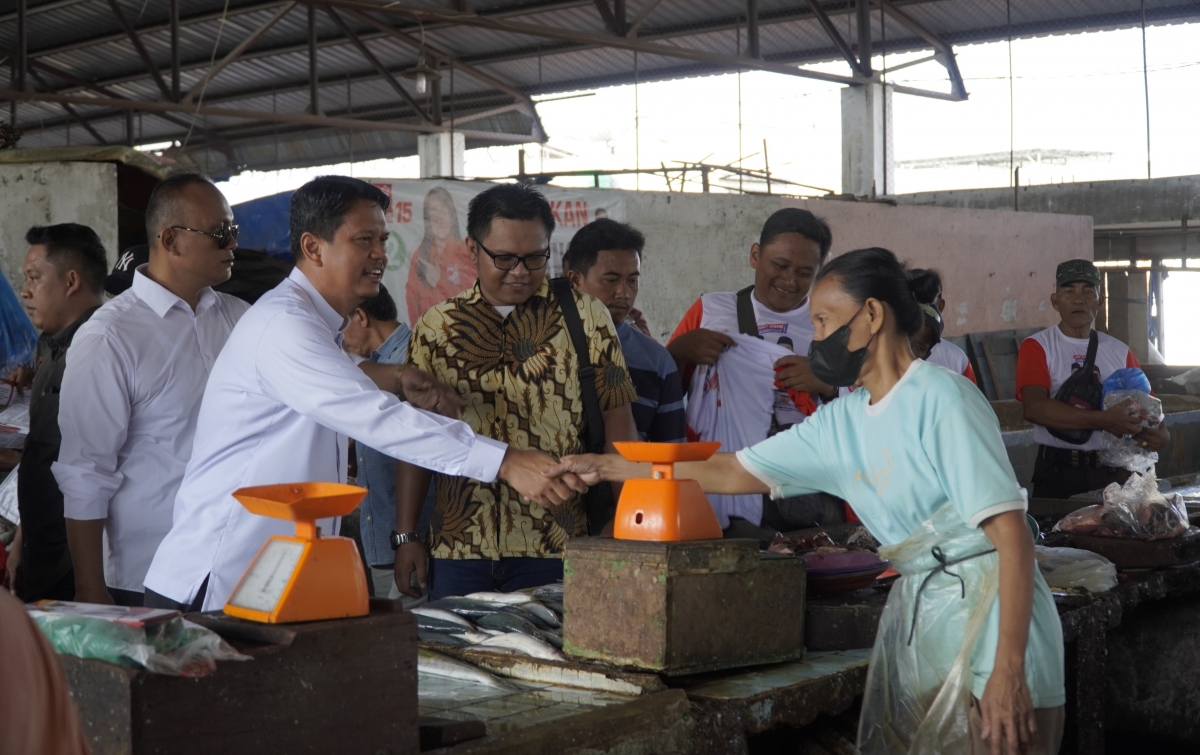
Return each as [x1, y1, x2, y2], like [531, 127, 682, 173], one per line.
[6, 224, 107, 601]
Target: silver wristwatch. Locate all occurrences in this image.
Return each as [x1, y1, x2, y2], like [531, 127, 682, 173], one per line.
[390, 530, 421, 550]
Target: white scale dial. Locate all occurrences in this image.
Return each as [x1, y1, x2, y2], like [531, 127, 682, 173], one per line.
[227, 539, 306, 613]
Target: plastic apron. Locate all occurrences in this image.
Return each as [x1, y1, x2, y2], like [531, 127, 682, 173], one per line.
[857, 504, 1000, 754]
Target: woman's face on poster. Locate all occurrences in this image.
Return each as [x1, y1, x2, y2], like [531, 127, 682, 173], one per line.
[427, 197, 454, 241]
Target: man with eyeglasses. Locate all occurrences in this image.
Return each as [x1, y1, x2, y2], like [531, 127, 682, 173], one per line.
[395, 183, 639, 600]
[55, 173, 251, 606]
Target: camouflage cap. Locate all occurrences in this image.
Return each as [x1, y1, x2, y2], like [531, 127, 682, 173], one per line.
[1055, 259, 1101, 288]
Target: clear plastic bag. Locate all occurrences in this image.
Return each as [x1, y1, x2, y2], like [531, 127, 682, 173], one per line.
[1053, 472, 1188, 541]
[30, 613, 250, 677]
[1035, 546, 1117, 593]
[1099, 390, 1163, 473]
[858, 505, 999, 754]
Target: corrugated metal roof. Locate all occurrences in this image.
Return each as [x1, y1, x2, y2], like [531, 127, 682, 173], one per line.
[4, 0, 1198, 174]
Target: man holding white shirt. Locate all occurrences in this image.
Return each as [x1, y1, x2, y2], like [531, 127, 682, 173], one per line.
[143, 176, 585, 611]
[56, 173, 250, 606]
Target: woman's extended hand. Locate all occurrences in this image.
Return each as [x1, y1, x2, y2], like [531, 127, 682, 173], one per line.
[978, 663, 1037, 755]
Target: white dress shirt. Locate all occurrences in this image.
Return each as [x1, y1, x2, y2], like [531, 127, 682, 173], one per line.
[53, 269, 250, 592]
[143, 268, 507, 610]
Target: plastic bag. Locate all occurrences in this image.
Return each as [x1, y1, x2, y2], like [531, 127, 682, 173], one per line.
[858, 505, 999, 754]
[1103, 367, 1152, 397]
[1053, 472, 1188, 540]
[1035, 546, 1117, 593]
[1099, 389, 1162, 473]
[0, 274, 37, 375]
[30, 612, 250, 677]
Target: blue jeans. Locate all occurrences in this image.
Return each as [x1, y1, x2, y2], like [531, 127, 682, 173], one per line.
[428, 557, 563, 601]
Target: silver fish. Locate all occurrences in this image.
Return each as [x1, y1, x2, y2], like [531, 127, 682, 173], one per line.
[418, 648, 515, 690]
[419, 631, 471, 647]
[477, 632, 566, 661]
[464, 591, 534, 605]
[476, 611, 543, 638]
[412, 606, 475, 630]
[532, 583, 564, 600]
[521, 601, 562, 628]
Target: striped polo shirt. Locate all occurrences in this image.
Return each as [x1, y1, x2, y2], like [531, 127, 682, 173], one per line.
[618, 321, 686, 443]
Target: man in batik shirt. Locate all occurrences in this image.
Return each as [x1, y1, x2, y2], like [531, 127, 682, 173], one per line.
[393, 184, 638, 600]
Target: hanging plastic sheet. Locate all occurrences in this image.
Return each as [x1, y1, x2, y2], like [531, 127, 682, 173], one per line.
[0, 275, 37, 376]
[858, 504, 999, 754]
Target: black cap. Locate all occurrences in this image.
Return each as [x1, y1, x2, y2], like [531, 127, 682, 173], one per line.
[104, 244, 149, 296]
[1055, 259, 1101, 288]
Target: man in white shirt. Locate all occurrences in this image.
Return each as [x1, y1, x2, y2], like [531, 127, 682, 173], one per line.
[142, 176, 585, 612]
[667, 209, 844, 537]
[56, 173, 251, 605]
[1016, 259, 1169, 498]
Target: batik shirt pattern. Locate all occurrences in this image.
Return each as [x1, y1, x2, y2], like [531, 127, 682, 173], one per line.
[409, 280, 636, 560]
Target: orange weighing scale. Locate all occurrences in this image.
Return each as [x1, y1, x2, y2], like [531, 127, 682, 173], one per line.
[611, 441, 723, 541]
[223, 482, 370, 624]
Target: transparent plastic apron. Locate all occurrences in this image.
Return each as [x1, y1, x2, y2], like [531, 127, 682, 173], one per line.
[858, 504, 1000, 754]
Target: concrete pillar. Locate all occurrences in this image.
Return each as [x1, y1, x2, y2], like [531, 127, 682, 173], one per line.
[1105, 269, 1150, 363]
[418, 132, 465, 179]
[840, 83, 895, 197]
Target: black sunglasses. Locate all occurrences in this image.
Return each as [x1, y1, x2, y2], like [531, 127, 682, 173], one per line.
[473, 237, 551, 271]
[171, 224, 240, 249]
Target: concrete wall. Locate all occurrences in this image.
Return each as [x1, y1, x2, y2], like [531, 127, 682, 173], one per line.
[0, 162, 119, 292]
[627, 190, 1092, 341]
[896, 174, 1200, 226]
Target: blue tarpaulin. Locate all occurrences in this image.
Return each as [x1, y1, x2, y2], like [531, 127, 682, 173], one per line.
[232, 191, 294, 257]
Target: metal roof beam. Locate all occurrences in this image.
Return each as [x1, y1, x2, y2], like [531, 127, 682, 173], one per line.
[341, 8, 533, 106]
[0, 88, 535, 143]
[872, 0, 965, 99]
[27, 65, 107, 144]
[106, 0, 172, 100]
[300, 0, 867, 87]
[324, 6, 432, 122]
[624, 0, 664, 37]
[185, 2, 299, 103]
[804, 0, 868, 77]
[592, 0, 620, 34]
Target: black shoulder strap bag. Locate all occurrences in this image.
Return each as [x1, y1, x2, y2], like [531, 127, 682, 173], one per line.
[1047, 330, 1103, 445]
[735, 285, 761, 339]
[549, 278, 614, 535]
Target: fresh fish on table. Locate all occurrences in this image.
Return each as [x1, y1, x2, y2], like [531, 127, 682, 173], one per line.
[543, 632, 563, 649]
[532, 583, 564, 600]
[416, 615, 474, 634]
[464, 591, 534, 605]
[417, 648, 516, 690]
[475, 612, 544, 638]
[412, 606, 476, 630]
[476, 632, 566, 661]
[520, 601, 561, 628]
[419, 631, 471, 648]
[425, 597, 512, 619]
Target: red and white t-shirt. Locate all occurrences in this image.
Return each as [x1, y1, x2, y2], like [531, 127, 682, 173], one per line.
[929, 340, 977, 385]
[1015, 326, 1140, 451]
[671, 291, 815, 427]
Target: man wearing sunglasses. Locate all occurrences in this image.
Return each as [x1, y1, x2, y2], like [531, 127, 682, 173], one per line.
[54, 173, 251, 606]
[396, 183, 639, 600]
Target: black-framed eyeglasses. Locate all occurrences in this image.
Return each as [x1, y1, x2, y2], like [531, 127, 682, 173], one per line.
[171, 224, 240, 249]
[473, 237, 551, 271]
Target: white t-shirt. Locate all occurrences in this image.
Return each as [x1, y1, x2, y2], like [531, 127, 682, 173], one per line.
[929, 340, 976, 383]
[685, 334, 793, 527]
[671, 290, 814, 427]
[1016, 326, 1140, 451]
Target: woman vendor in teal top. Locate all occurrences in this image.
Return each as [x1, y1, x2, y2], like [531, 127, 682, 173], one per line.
[550, 248, 1066, 755]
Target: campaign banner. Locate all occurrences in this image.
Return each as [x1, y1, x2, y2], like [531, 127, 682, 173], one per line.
[368, 180, 626, 326]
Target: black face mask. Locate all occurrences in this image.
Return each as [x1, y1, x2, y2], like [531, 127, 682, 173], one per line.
[807, 305, 874, 387]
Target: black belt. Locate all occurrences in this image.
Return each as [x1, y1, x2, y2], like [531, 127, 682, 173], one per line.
[1036, 444, 1105, 469]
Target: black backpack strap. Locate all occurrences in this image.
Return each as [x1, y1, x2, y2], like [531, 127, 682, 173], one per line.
[549, 278, 605, 454]
[1083, 330, 1099, 371]
[735, 285, 761, 339]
